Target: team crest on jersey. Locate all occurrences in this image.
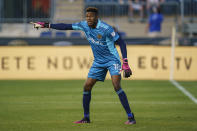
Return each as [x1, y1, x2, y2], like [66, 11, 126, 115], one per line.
[97, 34, 102, 39]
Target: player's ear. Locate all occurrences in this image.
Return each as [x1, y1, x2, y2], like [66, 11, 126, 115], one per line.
[95, 14, 98, 19]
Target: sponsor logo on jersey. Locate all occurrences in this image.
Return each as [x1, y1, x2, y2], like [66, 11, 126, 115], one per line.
[87, 37, 104, 45]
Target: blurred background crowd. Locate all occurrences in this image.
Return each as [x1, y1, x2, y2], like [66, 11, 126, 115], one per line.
[0, 0, 197, 46]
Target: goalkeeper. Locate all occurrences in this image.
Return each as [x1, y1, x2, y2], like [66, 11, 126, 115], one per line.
[32, 7, 136, 125]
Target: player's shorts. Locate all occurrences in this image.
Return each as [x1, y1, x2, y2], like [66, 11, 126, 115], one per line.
[88, 60, 121, 81]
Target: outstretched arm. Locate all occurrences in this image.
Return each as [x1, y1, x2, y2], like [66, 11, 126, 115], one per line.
[50, 23, 73, 30]
[31, 22, 73, 30]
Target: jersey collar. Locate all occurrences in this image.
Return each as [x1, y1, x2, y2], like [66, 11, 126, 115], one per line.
[96, 19, 101, 29]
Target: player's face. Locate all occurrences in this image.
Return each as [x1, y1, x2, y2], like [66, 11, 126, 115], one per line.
[86, 12, 98, 28]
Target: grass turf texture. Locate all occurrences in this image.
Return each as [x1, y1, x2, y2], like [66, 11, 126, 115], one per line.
[0, 80, 197, 131]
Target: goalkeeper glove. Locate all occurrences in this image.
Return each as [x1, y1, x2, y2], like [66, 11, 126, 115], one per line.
[122, 58, 132, 78]
[30, 22, 49, 29]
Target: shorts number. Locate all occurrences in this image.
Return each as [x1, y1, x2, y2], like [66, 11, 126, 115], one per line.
[113, 64, 120, 71]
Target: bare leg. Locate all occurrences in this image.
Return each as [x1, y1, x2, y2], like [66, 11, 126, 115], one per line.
[128, 5, 134, 22]
[111, 75, 122, 91]
[83, 78, 97, 92]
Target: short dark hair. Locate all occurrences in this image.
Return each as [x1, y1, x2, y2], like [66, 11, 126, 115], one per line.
[157, 7, 161, 14]
[86, 7, 98, 16]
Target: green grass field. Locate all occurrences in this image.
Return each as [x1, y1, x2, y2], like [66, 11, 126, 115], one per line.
[0, 80, 197, 131]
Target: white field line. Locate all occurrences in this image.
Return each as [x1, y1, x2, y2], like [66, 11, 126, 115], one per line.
[1, 101, 193, 105]
[170, 80, 197, 104]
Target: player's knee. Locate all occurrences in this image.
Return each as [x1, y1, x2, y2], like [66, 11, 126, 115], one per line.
[83, 82, 93, 91]
[84, 86, 91, 92]
[113, 83, 121, 91]
[114, 86, 121, 92]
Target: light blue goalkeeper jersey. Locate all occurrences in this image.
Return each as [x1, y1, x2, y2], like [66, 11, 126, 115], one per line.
[72, 19, 120, 64]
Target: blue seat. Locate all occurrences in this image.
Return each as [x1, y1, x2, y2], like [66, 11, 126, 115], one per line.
[85, 0, 101, 2]
[55, 31, 66, 38]
[119, 31, 127, 38]
[70, 32, 81, 38]
[40, 31, 52, 37]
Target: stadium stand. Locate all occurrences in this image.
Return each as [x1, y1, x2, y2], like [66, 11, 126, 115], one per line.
[55, 31, 67, 38]
[183, 23, 197, 37]
[54, 0, 83, 20]
[70, 32, 82, 38]
[40, 31, 52, 37]
[0, 0, 196, 46]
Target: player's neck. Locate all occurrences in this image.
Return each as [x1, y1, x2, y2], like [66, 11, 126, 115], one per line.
[90, 19, 98, 29]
